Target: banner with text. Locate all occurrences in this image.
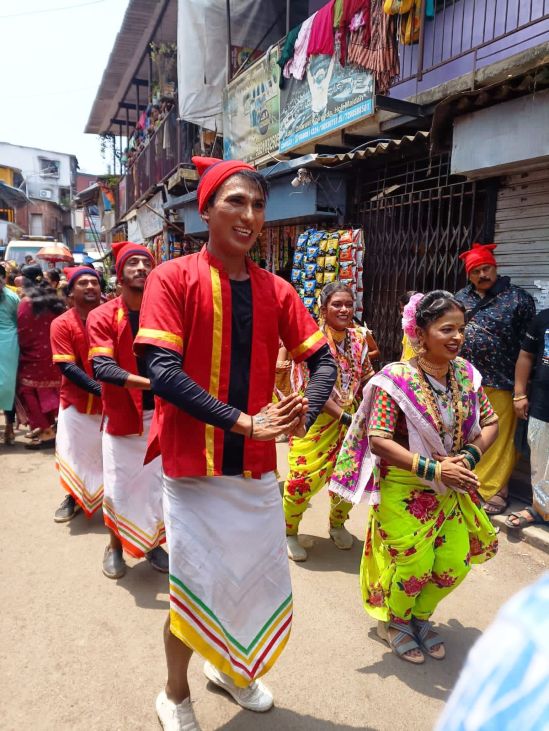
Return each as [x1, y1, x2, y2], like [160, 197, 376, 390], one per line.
[223, 48, 280, 163]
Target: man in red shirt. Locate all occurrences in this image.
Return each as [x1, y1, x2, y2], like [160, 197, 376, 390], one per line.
[50, 266, 103, 523]
[87, 242, 167, 580]
[135, 157, 336, 731]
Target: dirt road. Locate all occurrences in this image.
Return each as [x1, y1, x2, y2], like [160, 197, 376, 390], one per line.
[1, 437, 546, 730]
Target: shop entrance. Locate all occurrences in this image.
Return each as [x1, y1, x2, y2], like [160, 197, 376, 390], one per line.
[356, 153, 493, 363]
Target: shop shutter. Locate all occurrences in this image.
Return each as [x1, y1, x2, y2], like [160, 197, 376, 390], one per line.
[494, 167, 549, 310]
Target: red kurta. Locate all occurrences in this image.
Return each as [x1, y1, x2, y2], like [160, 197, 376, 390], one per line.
[86, 296, 144, 436]
[50, 307, 102, 415]
[135, 246, 326, 479]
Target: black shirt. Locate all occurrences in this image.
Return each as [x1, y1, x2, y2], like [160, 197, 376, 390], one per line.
[222, 280, 252, 474]
[128, 309, 155, 411]
[521, 308, 549, 423]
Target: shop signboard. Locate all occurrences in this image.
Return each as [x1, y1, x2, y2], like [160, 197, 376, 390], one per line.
[137, 191, 164, 239]
[223, 47, 280, 163]
[279, 54, 374, 153]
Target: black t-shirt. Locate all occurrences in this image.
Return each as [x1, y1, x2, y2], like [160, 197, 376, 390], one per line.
[222, 279, 252, 475]
[521, 308, 549, 423]
[128, 309, 155, 412]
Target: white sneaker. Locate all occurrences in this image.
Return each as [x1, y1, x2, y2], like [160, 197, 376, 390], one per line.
[329, 526, 354, 550]
[203, 661, 274, 712]
[156, 690, 201, 731]
[286, 535, 308, 562]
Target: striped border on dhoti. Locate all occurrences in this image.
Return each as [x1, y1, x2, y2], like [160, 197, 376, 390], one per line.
[102, 410, 165, 558]
[163, 471, 293, 688]
[55, 405, 103, 516]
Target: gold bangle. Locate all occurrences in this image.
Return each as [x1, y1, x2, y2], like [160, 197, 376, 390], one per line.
[512, 394, 528, 402]
[411, 453, 420, 475]
[435, 461, 442, 482]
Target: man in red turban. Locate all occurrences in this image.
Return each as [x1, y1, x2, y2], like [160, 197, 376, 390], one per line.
[87, 241, 167, 579]
[135, 157, 337, 730]
[50, 267, 103, 523]
[455, 243, 535, 514]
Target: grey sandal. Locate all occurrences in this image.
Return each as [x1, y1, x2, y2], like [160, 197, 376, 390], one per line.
[377, 620, 425, 664]
[412, 618, 445, 659]
[505, 506, 546, 530]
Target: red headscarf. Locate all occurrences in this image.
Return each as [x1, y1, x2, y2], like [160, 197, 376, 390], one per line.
[192, 156, 255, 213]
[111, 241, 155, 277]
[459, 243, 498, 275]
[63, 266, 101, 291]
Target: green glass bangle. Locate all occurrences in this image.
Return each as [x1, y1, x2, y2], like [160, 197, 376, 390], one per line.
[417, 456, 427, 478]
[425, 460, 437, 481]
[463, 444, 482, 464]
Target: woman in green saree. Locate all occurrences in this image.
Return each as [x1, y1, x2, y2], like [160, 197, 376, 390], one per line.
[329, 291, 499, 664]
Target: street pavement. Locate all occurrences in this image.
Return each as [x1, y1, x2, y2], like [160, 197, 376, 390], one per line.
[1, 434, 547, 731]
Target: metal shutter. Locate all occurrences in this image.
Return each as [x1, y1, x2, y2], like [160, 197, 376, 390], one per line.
[494, 168, 549, 310]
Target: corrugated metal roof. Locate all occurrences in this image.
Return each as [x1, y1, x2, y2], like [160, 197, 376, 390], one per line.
[314, 130, 430, 166]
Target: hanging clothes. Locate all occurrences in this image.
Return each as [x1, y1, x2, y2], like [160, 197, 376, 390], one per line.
[277, 23, 303, 88]
[307, 0, 337, 57]
[383, 0, 435, 45]
[338, 0, 370, 65]
[347, 0, 400, 94]
[284, 12, 318, 81]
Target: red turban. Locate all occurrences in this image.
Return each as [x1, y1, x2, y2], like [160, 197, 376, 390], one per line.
[63, 266, 101, 291]
[459, 243, 498, 275]
[192, 156, 255, 213]
[111, 241, 155, 277]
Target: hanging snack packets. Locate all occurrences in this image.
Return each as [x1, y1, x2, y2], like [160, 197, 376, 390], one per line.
[308, 231, 325, 246]
[304, 262, 318, 279]
[306, 245, 320, 262]
[323, 272, 337, 283]
[303, 296, 315, 312]
[339, 230, 353, 244]
[315, 270, 324, 285]
[293, 251, 305, 266]
[325, 237, 339, 256]
[291, 268, 302, 284]
[295, 231, 310, 250]
[303, 279, 316, 295]
[316, 256, 325, 270]
[324, 255, 338, 273]
[339, 261, 354, 279]
[339, 243, 353, 262]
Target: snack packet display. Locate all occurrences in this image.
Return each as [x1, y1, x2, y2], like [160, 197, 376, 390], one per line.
[304, 262, 318, 279]
[315, 270, 325, 285]
[291, 268, 302, 284]
[293, 251, 304, 266]
[306, 245, 320, 262]
[295, 232, 310, 250]
[339, 261, 354, 279]
[303, 279, 316, 295]
[324, 255, 338, 272]
[339, 243, 353, 262]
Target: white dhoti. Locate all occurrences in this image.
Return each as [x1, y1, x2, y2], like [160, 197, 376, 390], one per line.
[55, 404, 103, 516]
[102, 410, 165, 557]
[163, 471, 293, 688]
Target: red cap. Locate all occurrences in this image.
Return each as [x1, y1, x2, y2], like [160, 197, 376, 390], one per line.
[459, 243, 498, 274]
[192, 156, 255, 213]
[63, 266, 101, 291]
[111, 241, 155, 277]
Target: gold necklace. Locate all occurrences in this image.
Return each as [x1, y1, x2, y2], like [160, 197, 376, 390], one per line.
[326, 325, 346, 343]
[417, 356, 449, 379]
[416, 363, 464, 455]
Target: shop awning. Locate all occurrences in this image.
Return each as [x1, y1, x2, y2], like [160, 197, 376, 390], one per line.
[312, 130, 430, 166]
[0, 181, 30, 209]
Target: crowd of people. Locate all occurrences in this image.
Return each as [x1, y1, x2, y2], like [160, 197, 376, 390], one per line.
[1, 155, 548, 731]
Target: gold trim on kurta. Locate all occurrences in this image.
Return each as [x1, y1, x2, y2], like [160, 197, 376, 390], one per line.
[136, 327, 183, 350]
[53, 354, 76, 362]
[205, 267, 223, 475]
[289, 330, 324, 360]
[89, 346, 114, 357]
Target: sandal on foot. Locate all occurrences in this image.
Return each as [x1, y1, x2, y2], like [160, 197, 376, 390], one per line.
[412, 618, 445, 660]
[482, 495, 508, 515]
[377, 621, 425, 664]
[505, 506, 545, 530]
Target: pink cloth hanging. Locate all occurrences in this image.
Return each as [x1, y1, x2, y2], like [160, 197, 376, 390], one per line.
[284, 12, 318, 80]
[307, 0, 336, 57]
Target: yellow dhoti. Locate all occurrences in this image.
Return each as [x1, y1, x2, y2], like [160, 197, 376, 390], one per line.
[476, 387, 518, 502]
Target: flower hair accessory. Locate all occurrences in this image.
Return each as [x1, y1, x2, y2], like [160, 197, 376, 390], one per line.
[402, 292, 425, 342]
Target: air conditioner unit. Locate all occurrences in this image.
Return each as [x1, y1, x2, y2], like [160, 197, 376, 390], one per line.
[39, 189, 53, 199]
